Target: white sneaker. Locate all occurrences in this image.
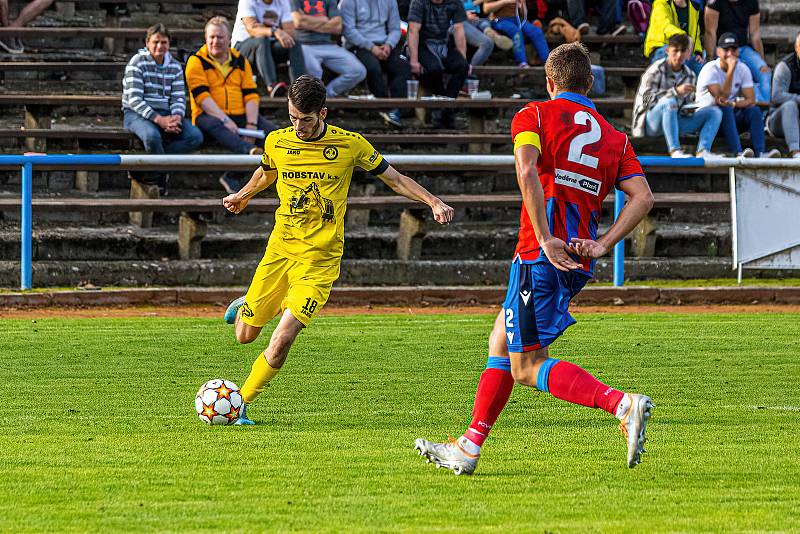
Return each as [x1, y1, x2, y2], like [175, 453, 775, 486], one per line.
[617, 393, 654, 468]
[670, 150, 691, 158]
[738, 148, 755, 158]
[760, 148, 782, 158]
[414, 437, 479, 475]
[696, 150, 725, 159]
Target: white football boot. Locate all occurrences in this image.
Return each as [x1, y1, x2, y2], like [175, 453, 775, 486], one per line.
[617, 393, 654, 468]
[414, 437, 479, 475]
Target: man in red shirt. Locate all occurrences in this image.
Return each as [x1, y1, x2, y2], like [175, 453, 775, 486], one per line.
[415, 43, 656, 475]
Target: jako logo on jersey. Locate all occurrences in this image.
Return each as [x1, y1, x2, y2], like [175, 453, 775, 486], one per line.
[286, 149, 301, 155]
[323, 146, 338, 160]
[368, 150, 378, 163]
[554, 168, 601, 196]
[282, 170, 340, 180]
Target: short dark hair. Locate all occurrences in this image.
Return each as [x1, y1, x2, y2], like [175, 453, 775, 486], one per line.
[288, 75, 327, 114]
[146, 23, 170, 41]
[544, 42, 592, 93]
[667, 33, 690, 51]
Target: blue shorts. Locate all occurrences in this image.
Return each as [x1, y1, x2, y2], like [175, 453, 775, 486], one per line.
[502, 259, 590, 352]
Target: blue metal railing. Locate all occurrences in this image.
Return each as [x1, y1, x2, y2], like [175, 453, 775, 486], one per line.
[1, 153, 747, 290]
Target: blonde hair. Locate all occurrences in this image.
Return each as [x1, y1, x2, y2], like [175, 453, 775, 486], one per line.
[205, 16, 230, 35]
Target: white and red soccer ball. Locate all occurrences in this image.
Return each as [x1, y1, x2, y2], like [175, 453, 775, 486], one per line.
[195, 379, 244, 425]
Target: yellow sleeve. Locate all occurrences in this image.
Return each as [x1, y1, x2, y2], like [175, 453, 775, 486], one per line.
[185, 56, 211, 105]
[261, 132, 276, 171]
[353, 134, 388, 175]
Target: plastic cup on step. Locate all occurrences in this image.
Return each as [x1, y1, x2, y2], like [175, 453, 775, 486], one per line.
[466, 78, 479, 97]
[406, 79, 419, 100]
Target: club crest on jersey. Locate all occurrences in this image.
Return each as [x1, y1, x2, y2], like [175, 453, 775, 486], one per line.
[323, 146, 338, 160]
[554, 168, 601, 196]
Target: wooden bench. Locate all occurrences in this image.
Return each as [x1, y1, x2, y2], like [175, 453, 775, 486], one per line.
[0, 26, 643, 43]
[0, 93, 635, 152]
[0, 192, 729, 260]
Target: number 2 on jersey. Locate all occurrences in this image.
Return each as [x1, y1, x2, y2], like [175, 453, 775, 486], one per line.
[567, 111, 601, 169]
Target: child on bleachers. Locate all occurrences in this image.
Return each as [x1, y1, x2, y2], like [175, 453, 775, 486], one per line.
[483, 0, 550, 66]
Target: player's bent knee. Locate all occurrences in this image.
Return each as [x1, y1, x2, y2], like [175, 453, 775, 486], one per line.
[510, 364, 536, 387]
[235, 330, 256, 344]
[235, 324, 261, 344]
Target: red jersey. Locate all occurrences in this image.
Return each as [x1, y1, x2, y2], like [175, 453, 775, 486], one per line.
[510, 92, 645, 276]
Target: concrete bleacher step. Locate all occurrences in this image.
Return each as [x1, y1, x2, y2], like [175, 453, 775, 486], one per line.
[0, 217, 733, 263]
[0, 255, 787, 288]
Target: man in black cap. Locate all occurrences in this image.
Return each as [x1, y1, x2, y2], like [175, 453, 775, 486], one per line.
[704, 0, 770, 103]
[695, 32, 779, 158]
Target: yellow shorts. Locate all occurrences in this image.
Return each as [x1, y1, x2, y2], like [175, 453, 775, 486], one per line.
[240, 249, 340, 328]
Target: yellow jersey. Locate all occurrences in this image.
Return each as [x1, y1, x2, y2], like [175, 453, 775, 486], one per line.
[260, 123, 389, 265]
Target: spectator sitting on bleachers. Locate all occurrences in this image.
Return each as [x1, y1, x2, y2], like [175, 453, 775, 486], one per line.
[644, 0, 704, 75]
[483, 0, 549, 67]
[0, 0, 54, 54]
[704, 0, 770, 103]
[407, 0, 470, 129]
[545, 0, 625, 38]
[186, 16, 278, 193]
[340, 0, 410, 128]
[462, 1, 513, 56]
[767, 31, 800, 158]
[632, 33, 722, 158]
[696, 32, 779, 158]
[231, 0, 306, 97]
[290, 0, 366, 97]
[122, 24, 203, 195]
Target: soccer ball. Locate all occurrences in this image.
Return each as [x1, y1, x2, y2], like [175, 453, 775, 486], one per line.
[195, 379, 244, 425]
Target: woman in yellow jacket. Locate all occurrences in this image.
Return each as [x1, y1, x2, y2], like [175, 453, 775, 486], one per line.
[186, 17, 277, 192]
[644, 0, 704, 75]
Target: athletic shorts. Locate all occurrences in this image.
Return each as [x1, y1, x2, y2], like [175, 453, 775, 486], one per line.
[502, 259, 590, 352]
[240, 249, 340, 328]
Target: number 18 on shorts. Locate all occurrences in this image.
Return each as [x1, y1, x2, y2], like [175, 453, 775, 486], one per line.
[240, 250, 340, 327]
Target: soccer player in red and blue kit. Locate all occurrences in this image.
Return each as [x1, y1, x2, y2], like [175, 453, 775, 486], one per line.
[415, 43, 656, 475]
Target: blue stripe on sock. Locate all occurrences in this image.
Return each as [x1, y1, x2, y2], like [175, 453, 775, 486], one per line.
[486, 356, 511, 372]
[536, 358, 560, 392]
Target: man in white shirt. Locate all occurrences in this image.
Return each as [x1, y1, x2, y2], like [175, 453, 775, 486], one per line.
[696, 32, 779, 157]
[231, 0, 306, 96]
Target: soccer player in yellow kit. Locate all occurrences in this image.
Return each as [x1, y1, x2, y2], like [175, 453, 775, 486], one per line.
[221, 75, 454, 425]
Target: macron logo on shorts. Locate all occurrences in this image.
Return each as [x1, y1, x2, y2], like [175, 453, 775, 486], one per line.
[554, 168, 602, 196]
[520, 290, 531, 306]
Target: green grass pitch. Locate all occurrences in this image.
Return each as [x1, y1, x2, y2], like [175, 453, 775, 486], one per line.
[1, 311, 798, 532]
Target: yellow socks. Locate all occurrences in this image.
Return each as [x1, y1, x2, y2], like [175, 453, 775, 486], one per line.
[240, 352, 280, 404]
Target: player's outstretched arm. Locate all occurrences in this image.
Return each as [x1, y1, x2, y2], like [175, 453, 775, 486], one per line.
[515, 144, 581, 271]
[222, 166, 278, 215]
[377, 165, 454, 224]
[570, 176, 654, 259]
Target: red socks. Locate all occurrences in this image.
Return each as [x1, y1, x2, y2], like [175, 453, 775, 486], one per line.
[464, 366, 514, 446]
[462, 356, 624, 448]
[546, 360, 624, 415]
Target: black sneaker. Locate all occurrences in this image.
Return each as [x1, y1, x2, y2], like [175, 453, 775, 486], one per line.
[219, 172, 240, 195]
[0, 37, 24, 54]
[158, 173, 170, 197]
